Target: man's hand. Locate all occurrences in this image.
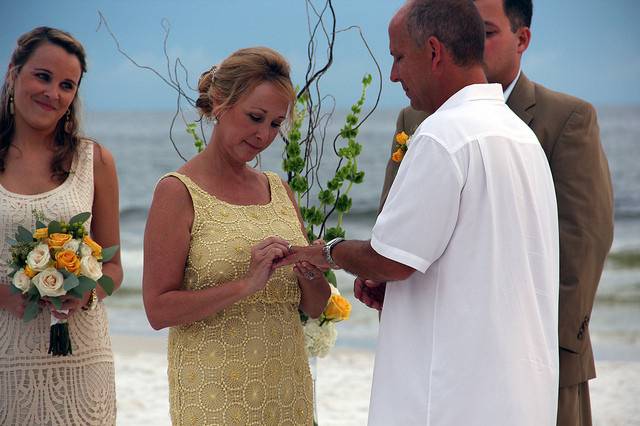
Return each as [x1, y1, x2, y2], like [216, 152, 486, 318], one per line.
[274, 244, 329, 270]
[354, 277, 386, 311]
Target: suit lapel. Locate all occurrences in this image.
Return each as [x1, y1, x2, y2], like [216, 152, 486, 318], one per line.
[506, 72, 536, 126]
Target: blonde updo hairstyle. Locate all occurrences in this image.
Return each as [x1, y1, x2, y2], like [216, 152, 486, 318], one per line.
[196, 47, 296, 125]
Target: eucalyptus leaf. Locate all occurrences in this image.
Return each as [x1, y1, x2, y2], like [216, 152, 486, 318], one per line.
[48, 221, 62, 234]
[68, 287, 84, 299]
[75, 276, 97, 294]
[9, 285, 22, 295]
[98, 275, 115, 296]
[69, 212, 91, 225]
[6, 237, 17, 245]
[101, 245, 119, 262]
[50, 297, 63, 310]
[23, 301, 40, 322]
[16, 226, 33, 243]
[63, 273, 79, 291]
[36, 220, 47, 229]
[28, 285, 40, 298]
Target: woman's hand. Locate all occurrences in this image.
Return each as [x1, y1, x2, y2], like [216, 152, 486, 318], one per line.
[3, 292, 28, 319]
[293, 261, 323, 283]
[244, 236, 290, 295]
[46, 292, 92, 320]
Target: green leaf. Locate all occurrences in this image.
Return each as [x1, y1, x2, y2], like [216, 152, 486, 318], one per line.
[336, 194, 352, 213]
[101, 245, 119, 263]
[69, 212, 91, 225]
[324, 226, 346, 241]
[6, 237, 17, 245]
[48, 221, 62, 234]
[324, 269, 337, 286]
[9, 285, 22, 295]
[36, 220, 47, 230]
[68, 287, 84, 299]
[75, 276, 97, 294]
[16, 226, 33, 243]
[62, 273, 79, 291]
[28, 285, 40, 298]
[98, 275, 115, 296]
[23, 301, 40, 322]
[50, 297, 63, 310]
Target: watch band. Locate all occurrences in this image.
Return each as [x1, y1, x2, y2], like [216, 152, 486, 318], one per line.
[323, 237, 345, 270]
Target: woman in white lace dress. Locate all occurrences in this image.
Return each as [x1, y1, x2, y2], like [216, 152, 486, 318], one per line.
[0, 27, 122, 425]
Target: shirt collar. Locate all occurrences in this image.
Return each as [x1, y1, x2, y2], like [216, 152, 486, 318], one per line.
[503, 68, 522, 101]
[437, 83, 504, 113]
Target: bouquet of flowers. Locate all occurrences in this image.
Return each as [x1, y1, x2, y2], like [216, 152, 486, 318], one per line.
[301, 284, 352, 358]
[7, 212, 117, 356]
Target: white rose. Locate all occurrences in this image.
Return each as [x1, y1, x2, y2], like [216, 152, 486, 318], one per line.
[12, 269, 32, 294]
[26, 244, 51, 272]
[33, 267, 66, 297]
[79, 243, 93, 258]
[80, 256, 103, 281]
[63, 239, 81, 253]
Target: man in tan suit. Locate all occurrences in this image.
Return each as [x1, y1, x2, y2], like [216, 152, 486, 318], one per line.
[375, 0, 614, 425]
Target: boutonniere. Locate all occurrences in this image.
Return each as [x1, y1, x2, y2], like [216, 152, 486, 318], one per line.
[391, 131, 412, 163]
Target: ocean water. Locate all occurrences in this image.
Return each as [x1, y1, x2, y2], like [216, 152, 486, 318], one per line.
[85, 106, 640, 360]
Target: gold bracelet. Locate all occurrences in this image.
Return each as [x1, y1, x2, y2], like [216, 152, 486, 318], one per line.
[82, 289, 98, 311]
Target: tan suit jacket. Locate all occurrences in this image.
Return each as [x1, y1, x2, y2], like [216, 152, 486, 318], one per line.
[379, 74, 614, 388]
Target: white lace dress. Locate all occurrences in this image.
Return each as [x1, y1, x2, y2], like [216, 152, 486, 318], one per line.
[0, 140, 116, 425]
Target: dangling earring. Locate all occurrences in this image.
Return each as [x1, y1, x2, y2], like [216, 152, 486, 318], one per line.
[64, 109, 72, 133]
[212, 115, 219, 125]
[8, 93, 14, 115]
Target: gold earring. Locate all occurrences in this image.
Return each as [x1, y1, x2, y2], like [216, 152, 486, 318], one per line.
[9, 94, 14, 115]
[64, 109, 72, 133]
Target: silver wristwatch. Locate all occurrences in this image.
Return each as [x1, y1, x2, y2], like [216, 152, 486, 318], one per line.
[323, 237, 345, 270]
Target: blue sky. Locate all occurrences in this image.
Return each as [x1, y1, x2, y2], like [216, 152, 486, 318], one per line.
[1, 0, 639, 111]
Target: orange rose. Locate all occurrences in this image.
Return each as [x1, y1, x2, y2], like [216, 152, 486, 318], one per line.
[83, 235, 102, 258]
[324, 294, 352, 321]
[24, 265, 37, 278]
[395, 131, 409, 145]
[48, 233, 72, 249]
[391, 148, 405, 163]
[55, 249, 81, 275]
[33, 228, 49, 240]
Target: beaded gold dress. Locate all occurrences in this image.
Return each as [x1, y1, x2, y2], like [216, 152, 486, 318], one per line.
[165, 171, 313, 426]
[0, 140, 116, 425]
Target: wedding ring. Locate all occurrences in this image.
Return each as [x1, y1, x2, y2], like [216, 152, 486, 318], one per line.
[304, 271, 316, 280]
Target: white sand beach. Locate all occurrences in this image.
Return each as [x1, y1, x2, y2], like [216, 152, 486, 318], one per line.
[112, 334, 640, 426]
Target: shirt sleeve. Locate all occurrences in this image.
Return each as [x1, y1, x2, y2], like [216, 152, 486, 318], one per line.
[371, 135, 464, 273]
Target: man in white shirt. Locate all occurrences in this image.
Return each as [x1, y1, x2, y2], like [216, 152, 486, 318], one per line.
[278, 0, 559, 424]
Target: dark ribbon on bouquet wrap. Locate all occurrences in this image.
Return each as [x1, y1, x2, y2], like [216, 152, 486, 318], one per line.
[48, 319, 72, 356]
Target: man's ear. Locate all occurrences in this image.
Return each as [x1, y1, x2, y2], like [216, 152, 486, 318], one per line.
[427, 36, 443, 71]
[516, 27, 531, 55]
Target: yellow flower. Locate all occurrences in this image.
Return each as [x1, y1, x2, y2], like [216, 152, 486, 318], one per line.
[83, 235, 102, 258]
[33, 228, 48, 240]
[395, 131, 409, 145]
[391, 148, 405, 163]
[24, 265, 37, 278]
[48, 233, 72, 249]
[324, 294, 352, 321]
[55, 249, 81, 275]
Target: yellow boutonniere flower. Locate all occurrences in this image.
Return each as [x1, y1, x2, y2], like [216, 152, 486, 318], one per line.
[395, 131, 409, 145]
[391, 148, 405, 163]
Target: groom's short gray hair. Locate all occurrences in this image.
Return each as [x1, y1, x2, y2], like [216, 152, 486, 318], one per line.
[406, 0, 485, 67]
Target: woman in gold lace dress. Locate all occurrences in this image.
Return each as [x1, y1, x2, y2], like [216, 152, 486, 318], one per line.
[0, 27, 122, 424]
[143, 47, 331, 425]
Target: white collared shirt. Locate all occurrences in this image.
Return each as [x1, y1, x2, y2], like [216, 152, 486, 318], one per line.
[369, 84, 559, 426]
[503, 68, 522, 101]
